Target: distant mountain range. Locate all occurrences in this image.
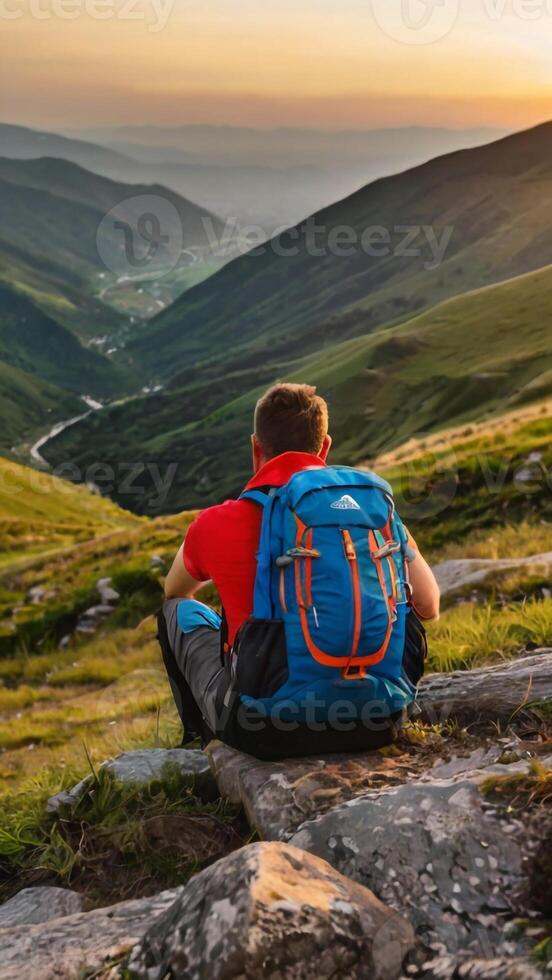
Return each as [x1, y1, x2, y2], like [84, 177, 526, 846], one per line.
[71, 123, 507, 170]
[0, 123, 130, 172]
[40, 122, 552, 514]
[2, 121, 507, 232]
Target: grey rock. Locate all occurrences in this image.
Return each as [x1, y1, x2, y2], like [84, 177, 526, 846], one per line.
[75, 622, 97, 635]
[207, 740, 421, 839]
[96, 576, 120, 604]
[0, 887, 84, 928]
[47, 748, 217, 814]
[46, 776, 91, 814]
[75, 603, 116, 635]
[418, 650, 552, 726]
[419, 955, 543, 979]
[128, 841, 415, 980]
[428, 746, 504, 780]
[290, 774, 528, 956]
[207, 739, 544, 842]
[102, 748, 216, 797]
[433, 552, 552, 597]
[27, 586, 46, 605]
[80, 604, 116, 619]
[427, 749, 552, 785]
[0, 887, 181, 980]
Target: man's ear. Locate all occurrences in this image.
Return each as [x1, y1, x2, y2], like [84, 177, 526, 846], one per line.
[251, 434, 265, 473]
[319, 434, 332, 461]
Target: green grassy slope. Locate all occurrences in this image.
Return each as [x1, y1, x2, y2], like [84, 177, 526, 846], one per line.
[0, 455, 140, 548]
[127, 121, 552, 380]
[0, 238, 129, 342]
[309, 263, 552, 461]
[0, 362, 82, 451]
[0, 456, 188, 790]
[43, 262, 552, 513]
[0, 177, 111, 279]
[0, 283, 137, 398]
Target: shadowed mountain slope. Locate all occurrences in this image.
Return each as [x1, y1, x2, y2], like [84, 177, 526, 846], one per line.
[0, 283, 137, 399]
[127, 122, 552, 381]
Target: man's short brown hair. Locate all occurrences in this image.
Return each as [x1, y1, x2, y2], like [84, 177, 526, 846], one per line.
[254, 383, 329, 458]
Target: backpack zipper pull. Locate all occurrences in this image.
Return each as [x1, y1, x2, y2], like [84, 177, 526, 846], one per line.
[312, 605, 319, 628]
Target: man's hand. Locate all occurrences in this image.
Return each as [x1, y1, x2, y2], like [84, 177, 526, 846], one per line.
[164, 543, 206, 599]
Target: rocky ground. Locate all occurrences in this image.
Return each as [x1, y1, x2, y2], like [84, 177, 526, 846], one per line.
[0, 647, 550, 980]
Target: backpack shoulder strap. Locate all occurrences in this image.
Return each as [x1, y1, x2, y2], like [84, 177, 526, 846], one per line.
[238, 485, 278, 620]
[239, 488, 273, 507]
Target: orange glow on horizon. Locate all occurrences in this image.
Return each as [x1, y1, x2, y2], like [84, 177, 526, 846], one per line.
[1, 0, 550, 130]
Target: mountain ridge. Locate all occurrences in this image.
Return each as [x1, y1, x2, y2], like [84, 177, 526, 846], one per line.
[0, 153, 225, 336]
[127, 121, 552, 381]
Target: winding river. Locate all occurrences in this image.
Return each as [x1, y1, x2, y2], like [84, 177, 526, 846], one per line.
[30, 396, 103, 468]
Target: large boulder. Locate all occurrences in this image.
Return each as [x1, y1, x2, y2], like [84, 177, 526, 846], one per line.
[433, 552, 552, 597]
[206, 740, 537, 842]
[290, 764, 540, 958]
[207, 740, 426, 839]
[0, 887, 181, 980]
[47, 748, 216, 814]
[0, 886, 83, 928]
[128, 841, 415, 979]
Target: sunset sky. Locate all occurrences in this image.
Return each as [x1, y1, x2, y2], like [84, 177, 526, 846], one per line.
[1, 0, 551, 130]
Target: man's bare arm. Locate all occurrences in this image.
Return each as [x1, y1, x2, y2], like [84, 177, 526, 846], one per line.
[408, 549, 440, 621]
[164, 543, 207, 599]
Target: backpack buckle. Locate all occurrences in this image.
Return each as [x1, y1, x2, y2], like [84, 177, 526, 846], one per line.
[276, 547, 320, 566]
[341, 663, 368, 681]
[373, 540, 400, 560]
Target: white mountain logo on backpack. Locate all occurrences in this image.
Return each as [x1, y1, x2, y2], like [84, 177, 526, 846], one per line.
[330, 494, 361, 511]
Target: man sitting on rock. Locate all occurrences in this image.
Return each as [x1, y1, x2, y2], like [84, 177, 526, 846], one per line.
[158, 383, 440, 759]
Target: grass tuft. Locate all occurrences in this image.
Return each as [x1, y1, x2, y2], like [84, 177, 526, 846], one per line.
[481, 758, 552, 810]
[0, 764, 246, 907]
[427, 597, 552, 672]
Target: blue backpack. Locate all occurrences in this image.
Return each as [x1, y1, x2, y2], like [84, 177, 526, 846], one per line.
[238, 465, 418, 724]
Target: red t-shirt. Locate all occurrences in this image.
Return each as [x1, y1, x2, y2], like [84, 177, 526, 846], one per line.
[183, 452, 326, 644]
